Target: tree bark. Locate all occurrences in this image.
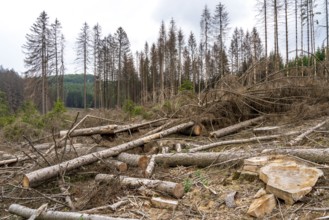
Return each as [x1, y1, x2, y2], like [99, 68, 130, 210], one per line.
[210, 116, 264, 138]
[154, 152, 253, 167]
[103, 159, 128, 172]
[23, 121, 194, 188]
[60, 124, 118, 137]
[95, 174, 184, 198]
[144, 155, 156, 178]
[190, 131, 298, 153]
[8, 203, 135, 220]
[155, 148, 329, 167]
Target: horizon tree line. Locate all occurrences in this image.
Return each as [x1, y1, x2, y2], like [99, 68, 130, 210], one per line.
[20, 1, 329, 113]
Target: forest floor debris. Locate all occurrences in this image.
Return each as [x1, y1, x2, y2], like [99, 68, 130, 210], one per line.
[3, 77, 329, 219]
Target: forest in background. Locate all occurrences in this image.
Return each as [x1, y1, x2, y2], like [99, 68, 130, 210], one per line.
[0, 0, 328, 115]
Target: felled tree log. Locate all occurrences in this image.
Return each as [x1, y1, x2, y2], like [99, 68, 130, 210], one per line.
[210, 116, 265, 138]
[103, 159, 128, 172]
[262, 148, 329, 164]
[83, 200, 129, 213]
[189, 131, 298, 153]
[115, 152, 149, 169]
[113, 118, 167, 134]
[95, 174, 184, 198]
[143, 119, 177, 136]
[180, 124, 203, 136]
[23, 121, 194, 188]
[60, 124, 118, 137]
[154, 152, 254, 167]
[8, 203, 135, 220]
[175, 143, 182, 153]
[151, 197, 178, 209]
[0, 154, 37, 166]
[154, 148, 329, 168]
[289, 120, 328, 146]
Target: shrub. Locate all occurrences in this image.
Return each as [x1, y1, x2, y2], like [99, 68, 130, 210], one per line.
[19, 101, 44, 128]
[123, 99, 145, 118]
[179, 80, 194, 92]
[0, 91, 13, 127]
[3, 120, 45, 142]
[43, 100, 69, 131]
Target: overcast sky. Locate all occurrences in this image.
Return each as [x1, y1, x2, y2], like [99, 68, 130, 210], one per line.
[0, 0, 256, 74]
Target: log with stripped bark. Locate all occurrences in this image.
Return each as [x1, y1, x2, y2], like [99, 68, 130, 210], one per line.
[22, 121, 195, 188]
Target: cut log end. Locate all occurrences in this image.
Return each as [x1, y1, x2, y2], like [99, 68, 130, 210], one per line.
[192, 125, 203, 136]
[118, 163, 128, 172]
[173, 183, 184, 198]
[181, 124, 203, 136]
[138, 156, 150, 170]
[22, 175, 30, 188]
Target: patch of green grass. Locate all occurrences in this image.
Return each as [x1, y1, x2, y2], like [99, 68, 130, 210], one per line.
[183, 178, 193, 192]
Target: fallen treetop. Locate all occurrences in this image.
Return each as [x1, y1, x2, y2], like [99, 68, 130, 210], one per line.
[8, 203, 136, 220]
[22, 121, 195, 188]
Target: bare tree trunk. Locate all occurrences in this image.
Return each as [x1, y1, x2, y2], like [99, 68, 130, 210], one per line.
[274, 0, 280, 72]
[285, 0, 289, 76]
[295, 0, 298, 70]
[264, 0, 268, 79]
[23, 121, 194, 187]
[84, 41, 87, 109]
[306, 0, 310, 66]
[326, 0, 329, 80]
[301, 0, 304, 76]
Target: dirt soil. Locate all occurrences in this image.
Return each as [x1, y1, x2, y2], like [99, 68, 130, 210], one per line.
[1, 110, 329, 219]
